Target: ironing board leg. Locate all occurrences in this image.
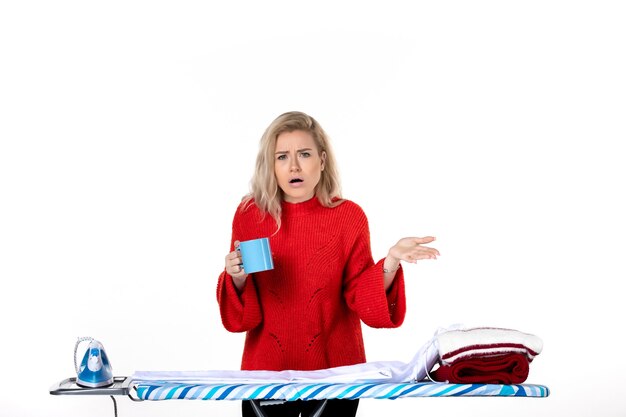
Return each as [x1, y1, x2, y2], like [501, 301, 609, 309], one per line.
[249, 400, 269, 417]
[310, 399, 327, 417]
[249, 399, 328, 417]
[110, 396, 118, 417]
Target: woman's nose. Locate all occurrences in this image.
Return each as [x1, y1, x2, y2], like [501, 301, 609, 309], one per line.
[290, 158, 301, 171]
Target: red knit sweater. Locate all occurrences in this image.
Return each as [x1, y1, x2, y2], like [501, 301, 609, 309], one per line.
[216, 197, 406, 371]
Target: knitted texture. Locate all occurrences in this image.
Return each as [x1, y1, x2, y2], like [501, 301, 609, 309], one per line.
[217, 197, 406, 371]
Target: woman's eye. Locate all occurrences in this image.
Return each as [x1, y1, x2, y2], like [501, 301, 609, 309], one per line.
[300, 152, 311, 158]
[277, 154, 287, 160]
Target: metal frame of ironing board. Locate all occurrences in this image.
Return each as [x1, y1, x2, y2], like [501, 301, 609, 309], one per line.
[50, 377, 138, 417]
[49, 376, 326, 417]
[50, 376, 549, 417]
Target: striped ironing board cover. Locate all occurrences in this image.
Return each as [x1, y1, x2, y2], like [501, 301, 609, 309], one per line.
[134, 381, 550, 401]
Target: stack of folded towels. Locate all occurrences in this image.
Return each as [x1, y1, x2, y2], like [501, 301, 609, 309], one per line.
[430, 327, 543, 384]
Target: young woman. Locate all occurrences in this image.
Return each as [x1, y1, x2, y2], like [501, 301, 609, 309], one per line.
[217, 111, 439, 417]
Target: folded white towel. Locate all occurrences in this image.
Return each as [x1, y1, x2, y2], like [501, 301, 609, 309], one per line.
[435, 327, 543, 365]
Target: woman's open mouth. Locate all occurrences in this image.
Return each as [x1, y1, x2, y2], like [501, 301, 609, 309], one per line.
[288, 178, 304, 187]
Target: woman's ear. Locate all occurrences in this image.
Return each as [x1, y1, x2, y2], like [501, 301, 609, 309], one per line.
[321, 151, 326, 171]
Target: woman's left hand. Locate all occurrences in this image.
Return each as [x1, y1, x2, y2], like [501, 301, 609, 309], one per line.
[388, 236, 439, 263]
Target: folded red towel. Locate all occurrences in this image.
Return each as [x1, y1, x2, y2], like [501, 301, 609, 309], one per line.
[431, 353, 530, 384]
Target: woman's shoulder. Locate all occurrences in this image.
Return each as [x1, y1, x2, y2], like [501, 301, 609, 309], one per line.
[233, 197, 263, 220]
[331, 198, 367, 220]
[236, 196, 255, 210]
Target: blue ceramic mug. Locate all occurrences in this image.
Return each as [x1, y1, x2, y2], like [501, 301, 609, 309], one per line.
[238, 237, 274, 274]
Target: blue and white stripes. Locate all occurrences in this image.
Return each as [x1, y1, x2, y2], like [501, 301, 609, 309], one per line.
[134, 382, 549, 401]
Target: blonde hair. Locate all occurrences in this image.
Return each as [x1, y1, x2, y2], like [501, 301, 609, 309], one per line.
[242, 111, 342, 230]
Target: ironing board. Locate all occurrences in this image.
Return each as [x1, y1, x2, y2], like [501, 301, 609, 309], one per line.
[135, 379, 549, 400]
[50, 376, 550, 417]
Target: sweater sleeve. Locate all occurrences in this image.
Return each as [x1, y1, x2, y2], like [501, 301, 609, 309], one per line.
[215, 207, 263, 333]
[217, 270, 262, 332]
[342, 212, 407, 328]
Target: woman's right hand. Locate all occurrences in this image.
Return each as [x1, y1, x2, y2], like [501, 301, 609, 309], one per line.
[225, 240, 248, 290]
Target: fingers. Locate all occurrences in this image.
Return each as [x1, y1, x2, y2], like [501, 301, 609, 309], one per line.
[230, 264, 245, 275]
[225, 248, 246, 277]
[229, 264, 244, 276]
[412, 236, 436, 244]
[420, 246, 440, 257]
[226, 250, 242, 264]
[412, 251, 438, 260]
[405, 251, 438, 261]
[403, 245, 440, 261]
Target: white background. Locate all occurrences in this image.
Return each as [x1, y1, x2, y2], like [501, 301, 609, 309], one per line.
[1, 1, 625, 416]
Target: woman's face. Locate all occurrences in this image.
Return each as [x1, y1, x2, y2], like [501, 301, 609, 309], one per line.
[274, 130, 326, 203]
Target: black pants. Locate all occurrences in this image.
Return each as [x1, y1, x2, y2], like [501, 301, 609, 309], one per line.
[242, 399, 359, 417]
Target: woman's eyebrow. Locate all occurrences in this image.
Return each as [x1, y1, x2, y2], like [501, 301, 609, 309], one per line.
[275, 148, 313, 154]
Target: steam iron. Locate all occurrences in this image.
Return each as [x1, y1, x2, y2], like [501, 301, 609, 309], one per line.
[74, 337, 114, 388]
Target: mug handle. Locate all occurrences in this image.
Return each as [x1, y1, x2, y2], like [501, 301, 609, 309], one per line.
[235, 242, 244, 270]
